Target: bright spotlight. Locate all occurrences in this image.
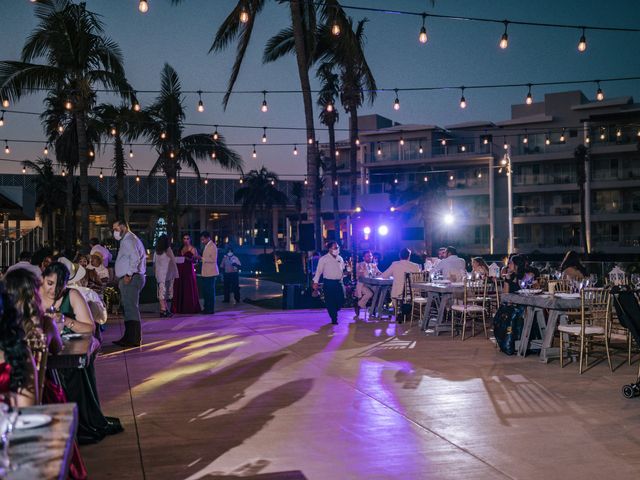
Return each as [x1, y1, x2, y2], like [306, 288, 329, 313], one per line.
[443, 213, 454, 225]
[378, 225, 389, 236]
[363, 226, 371, 235]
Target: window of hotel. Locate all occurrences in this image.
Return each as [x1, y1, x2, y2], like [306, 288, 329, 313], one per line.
[593, 190, 621, 213]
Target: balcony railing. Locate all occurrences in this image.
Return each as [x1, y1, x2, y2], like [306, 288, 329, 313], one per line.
[514, 205, 579, 217]
[513, 173, 576, 186]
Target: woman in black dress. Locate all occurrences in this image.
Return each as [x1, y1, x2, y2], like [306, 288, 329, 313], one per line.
[40, 262, 123, 444]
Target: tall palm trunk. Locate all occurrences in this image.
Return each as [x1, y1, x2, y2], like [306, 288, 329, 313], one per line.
[289, 0, 319, 249]
[113, 135, 126, 220]
[65, 172, 74, 249]
[75, 111, 91, 247]
[349, 109, 359, 210]
[167, 177, 179, 244]
[328, 122, 340, 244]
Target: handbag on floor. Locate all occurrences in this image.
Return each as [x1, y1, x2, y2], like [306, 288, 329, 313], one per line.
[493, 304, 525, 355]
[396, 273, 413, 323]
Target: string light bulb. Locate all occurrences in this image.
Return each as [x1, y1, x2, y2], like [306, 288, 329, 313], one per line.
[252, 145, 257, 158]
[43, 144, 49, 155]
[110, 127, 117, 136]
[545, 135, 551, 145]
[213, 127, 219, 141]
[526, 84, 533, 105]
[334, 179, 339, 186]
[560, 128, 566, 142]
[503, 138, 509, 150]
[160, 131, 166, 140]
[239, 177, 243, 184]
[595, 81, 604, 101]
[169, 151, 175, 159]
[522, 133, 528, 144]
[4, 141, 9, 155]
[239, 6, 249, 24]
[0, 112, 4, 127]
[449, 174, 454, 181]
[585, 135, 591, 144]
[377, 144, 382, 156]
[399, 135, 405, 146]
[335, 149, 339, 157]
[204, 176, 208, 185]
[332, 21, 341, 36]
[461, 145, 466, 152]
[261, 91, 268, 112]
[22, 165, 26, 174]
[577, 27, 587, 52]
[441, 138, 446, 146]
[197, 91, 204, 112]
[132, 96, 140, 111]
[138, 0, 149, 13]
[616, 129, 622, 138]
[57, 125, 64, 133]
[393, 177, 398, 184]
[88, 149, 94, 157]
[1, 99, 8, 108]
[170, 177, 175, 184]
[459, 87, 467, 109]
[262, 127, 267, 143]
[211, 151, 216, 159]
[599, 128, 606, 140]
[326, 101, 334, 113]
[365, 176, 369, 185]
[423, 176, 428, 182]
[303, 177, 308, 185]
[136, 171, 140, 182]
[418, 14, 428, 44]
[355, 137, 360, 146]
[293, 145, 298, 156]
[477, 171, 482, 179]
[270, 179, 275, 186]
[129, 146, 134, 158]
[393, 89, 400, 110]
[499, 21, 509, 49]
[61, 169, 66, 177]
[99, 169, 104, 180]
[65, 99, 73, 110]
[308, 137, 314, 145]
[418, 144, 423, 154]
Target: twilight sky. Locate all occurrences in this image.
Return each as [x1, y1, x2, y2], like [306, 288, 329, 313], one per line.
[0, 0, 639, 178]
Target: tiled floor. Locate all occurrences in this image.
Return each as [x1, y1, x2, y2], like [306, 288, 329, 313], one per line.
[82, 293, 640, 479]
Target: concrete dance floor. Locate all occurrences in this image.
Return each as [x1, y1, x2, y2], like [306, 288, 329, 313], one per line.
[82, 293, 640, 479]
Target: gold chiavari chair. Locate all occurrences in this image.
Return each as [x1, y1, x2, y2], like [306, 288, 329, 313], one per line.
[409, 271, 429, 328]
[450, 277, 489, 340]
[558, 287, 612, 374]
[26, 332, 49, 405]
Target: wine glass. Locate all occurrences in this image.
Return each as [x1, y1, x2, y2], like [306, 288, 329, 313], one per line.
[0, 394, 19, 474]
[589, 274, 598, 287]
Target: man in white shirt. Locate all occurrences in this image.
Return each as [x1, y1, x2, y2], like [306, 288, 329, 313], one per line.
[200, 231, 219, 314]
[5, 251, 43, 280]
[355, 250, 381, 317]
[220, 247, 241, 304]
[431, 246, 467, 281]
[90, 237, 112, 267]
[381, 248, 421, 324]
[313, 242, 345, 325]
[112, 220, 147, 347]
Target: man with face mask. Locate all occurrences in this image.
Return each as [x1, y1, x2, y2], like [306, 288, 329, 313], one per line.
[313, 241, 345, 325]
[112, 219, 147, 346]
[220, 247, 242, 304]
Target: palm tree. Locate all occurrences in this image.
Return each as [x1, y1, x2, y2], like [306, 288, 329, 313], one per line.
[145, 64, 242, 242]
[235, 167, 288, 249]
[574, 144, 589, 254]
[173, 0, 325, 249]
[0, 0, 134, 247]
[22, 158, 66, 243]
[94, 104, 149, 220]
[316, 62, 341, 244]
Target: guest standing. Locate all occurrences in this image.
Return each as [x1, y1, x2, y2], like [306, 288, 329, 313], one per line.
[200, 231, 219, 314]
[220, 247, 241, 304]
[355, 250, 381, 317]
[153, 235, 179, 317]
[172, 234, 201, 314]
[313, 242, 345, 325]
[112, 220, 146, 347]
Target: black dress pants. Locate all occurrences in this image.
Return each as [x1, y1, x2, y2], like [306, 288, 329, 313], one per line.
[323, 279, 345, 323]
[223, 272, 240, 302]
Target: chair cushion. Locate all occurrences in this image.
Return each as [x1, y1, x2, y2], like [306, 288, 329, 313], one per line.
[557, 325, 605, 335]
[451, 304, 484, 313]
[412, 298, 429, 304]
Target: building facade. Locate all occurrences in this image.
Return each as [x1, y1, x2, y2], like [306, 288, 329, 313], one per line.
[320, 90, 640, 256]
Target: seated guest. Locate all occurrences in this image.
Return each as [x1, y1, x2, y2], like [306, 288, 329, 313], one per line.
[88, 252, 110, 283]
[5, 250, 43, 280]
[90, 237, 111, 267]
[75, 255, 103, 292]
[560, 250, 586, 281]
[354, 250, 381, 317]
[503, 254, 527, 293]
[0, 282, 37, 407]
[4, 268, 63, 356]
[40, 262, 123, 444]
[431, 246, 466, 281]
[471, 257, 490, 278]
[381, 248, 421, 323]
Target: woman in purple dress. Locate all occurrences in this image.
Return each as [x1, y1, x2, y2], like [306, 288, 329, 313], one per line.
[171, 234, 201, 314]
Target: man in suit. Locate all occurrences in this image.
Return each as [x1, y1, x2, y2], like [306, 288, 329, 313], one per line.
[199, 231, 219, 314]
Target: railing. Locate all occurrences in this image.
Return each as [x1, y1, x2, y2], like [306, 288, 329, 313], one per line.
[513, 205, 579, 216]
[513, 173, 577, 186]
[0, 226, 44, 270]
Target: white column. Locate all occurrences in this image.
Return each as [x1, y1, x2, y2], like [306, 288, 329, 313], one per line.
[489, 156, 495, 255]
[506, 146, 514, 255]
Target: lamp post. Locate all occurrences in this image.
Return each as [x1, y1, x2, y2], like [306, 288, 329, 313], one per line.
[505, 145, 514, 255]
